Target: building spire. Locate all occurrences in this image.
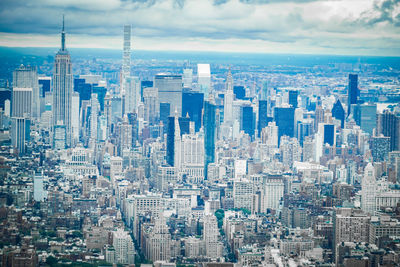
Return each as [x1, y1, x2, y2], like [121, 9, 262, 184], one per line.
[61, 14, 66, 51]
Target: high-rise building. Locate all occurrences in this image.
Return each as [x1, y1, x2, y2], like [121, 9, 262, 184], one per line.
[33, 174, 46, 202]
[159, 102, 170, 126]
[371, 135, 390, 162]
[332, 99, 345, 128]
[197, 64, 211, 98]
[223, 69, 234, 124]
[112, 229, 135, 265]
[182, 91, 204, 132]
[353, 103, 376, 135]
[122, 25, 131, 88]
[361, 163, 376, 214]
[262, 176, 284, 211]
[155, 74, 183, 116]
[258, 100, 272, 137]
[183, 68, 193, 88]
[204, 100, 216, 177]
[90, 93, 99, 143]
[12, 87, 32, 118]
[13, 65, 39, 118]
[274, 106, 295, 143]
[203, 214, 223, 259]
[241, 105, 254, 138]
[124, 76, 140, 115]
[347, 74, 358, 115]
[52, 16, 73, 147]
[377, 110, 400, 151]
[71, 92, 80, 144]
[288, 90, 298, 108]
[234, 85, 246, 100]
[166, 115, 181, 167]
[11, 87, 32, 155]
[11, 117, 30, 155]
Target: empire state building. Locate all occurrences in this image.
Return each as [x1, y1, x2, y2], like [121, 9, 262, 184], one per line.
[52, 16, 73, 148]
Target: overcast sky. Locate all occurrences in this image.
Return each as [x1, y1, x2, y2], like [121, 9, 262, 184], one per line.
[0, 0, 399, 56]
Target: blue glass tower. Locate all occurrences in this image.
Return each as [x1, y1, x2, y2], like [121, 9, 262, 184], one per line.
[204, 101, 216, 177]
[274, 106, 295, 143]
[182, 91, 204, 132]
[241, 105, 255, 139]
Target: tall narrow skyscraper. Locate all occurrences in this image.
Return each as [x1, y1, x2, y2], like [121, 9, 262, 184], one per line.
[204, 100, 216, 177]
[347, 74, 358, 116]
[122, 25, 131, 88]
[13, 65, 39, 118]
[223, 69, 234, 124]
[52, 16, 73, 147]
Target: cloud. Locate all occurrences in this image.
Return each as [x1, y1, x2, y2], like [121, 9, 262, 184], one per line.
[0, 0, 399, 55]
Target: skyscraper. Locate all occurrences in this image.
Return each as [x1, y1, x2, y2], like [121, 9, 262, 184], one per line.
[154, 74, 183, 116]
[13, 65, 40, 118]
[332, 99, 345, 128]
[122, 25, 131, 88]
[274, 106, 295, 143]
[353, 103, 376, 135]
[371, 135, 390, 162]
[258, 100, 272, 137]
[197, 64, 211, 98]
[241, 105, 254, 138]
[182, 91, 204, 132]
[288, 90, 298, 109]
[223, 69, 234, 124]
[377, 110, 400, 151]
[52, 16, 73, 147]
[347, 74, 358, 115]
[361, 163, 376, 214]
[124, 76, 140, 115]
[204, 100, 216, 177]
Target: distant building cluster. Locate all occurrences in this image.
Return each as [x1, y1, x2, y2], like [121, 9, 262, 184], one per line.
[0, 20, 400, 267]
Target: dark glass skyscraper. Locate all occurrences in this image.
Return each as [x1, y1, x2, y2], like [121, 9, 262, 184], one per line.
[178, 116, 190, 135]
[166, 116, 176, 166]
[241, 105, 255, 138]
[233, 86, 245, 100]
[258, 100, 272, 137]
[204, 101, 216, 177]
[323, 124, 335, 146]
[348, 74, 358, 115]
[182, 91, 204, 132]
[377, 110, 400, 151]
[332, 99, 345, 128]
[274, 106, 295, 143]
[74, 78, 92, 107]
[288, 90, 298, 109]
[160, 102, 171, 126]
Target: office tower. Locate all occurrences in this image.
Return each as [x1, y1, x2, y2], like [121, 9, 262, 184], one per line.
[11, 117, 30, 155]
[74, 78, 92, 107]
[353, 103, 376, 135]
[182, 91, 204, 132]
[104, 92, 111, 137]
[178, 116, 190, 135]
[166, 115, 181, 167]
[143, 87, 158, 124]
[234, 85, 245, 100]
[159, 102, 170, 126]
[377, 110, 400, 151]
[90, 93, 99, 142]
[322, 123, 335, 146]
[33, 174, 46, 202]
[314, 105, 324, 132]
[11, 87, 32, 155]
[241, 105, 255, 138]
[140, 80, 153, 101]
[183, 68, 193, 88]
[112, 229, 135, 265]
[155, 74, 183, 116]
[12, 87, 32, 118]
[224, 69, 234, 124]
[280, 136, 301, 167]
[13, 65, 39, 118]
[53, 124, 66, 150]
[0, 87, 11, 111]
[258, 100, 272, 137]
[303, 136, 315, 162]
[204, 100, 216, 176]
[117, 115, 132, 154]
[262, 176, 284, 211]
[197, 64, 211, 98]
[297, 120, 312, 146]
[124, 76, 140, 115]
[145, 217, 172, 262]
[371, 135, 390, 162]
[347, 74, 358, 115]
[274, 106, 295, 143]
[122, 25, 131, 87]
[332, 99, 345, 128]
[38, 76, 51, 97]
[71, 92, 80, 144]
[261, 81, 268, 100]
[53, 17, 73, 147]
[261, 121, 278, 147]
[361, 163, 376, 214]
[126, 113, 138, 145]
[288, 90, 298, 108]
[92, 85, 107, 111]
[203, 214, 222, 259]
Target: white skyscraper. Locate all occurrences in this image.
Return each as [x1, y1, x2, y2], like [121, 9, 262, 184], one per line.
[112, 228, 135, 265]
[90, 93, 99, 143]
[124, 76, 140, 115]
[262, 177, 284, 211]
[33, 174, 46, 202]
[224, 69, 234, 124]
[122, 25, 131, 90]
[53, 16, 73, 147]
[361, 163, 377, 214]
[197, 64, 211, 98]
[13, 65, 40, 118]
[11, 87, 32, 155]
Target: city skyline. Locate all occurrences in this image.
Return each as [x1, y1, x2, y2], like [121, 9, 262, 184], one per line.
[0, 0, 400, 56]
